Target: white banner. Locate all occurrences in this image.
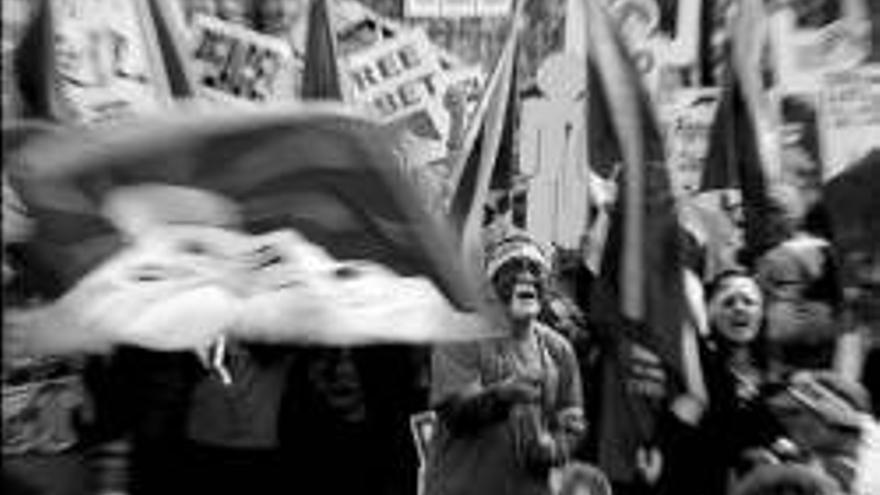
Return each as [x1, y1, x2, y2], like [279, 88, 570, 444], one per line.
[189, 14, 294, 106]
[819, 65, 880, 181]
[52, 0, 172, 123]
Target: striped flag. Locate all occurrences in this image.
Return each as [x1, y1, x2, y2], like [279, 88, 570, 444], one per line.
[447, 0, 524, 275]
[301, 0, 343, 100]
[7, 105, 492, 351]
[582, 0, 689, 484]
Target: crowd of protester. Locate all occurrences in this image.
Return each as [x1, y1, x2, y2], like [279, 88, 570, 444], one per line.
[3, 174, 879, 495]
[2, 3, 878, 494]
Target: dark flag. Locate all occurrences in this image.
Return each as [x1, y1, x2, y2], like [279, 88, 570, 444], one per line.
[146, 0, 201, 99]
[699, 75, 787, 266]
[13, 0, 76, 121]
[699, 0, 787, 266]
[301, 0, 343, 100]
[447, 1, 523, 275]
[582, 0, 688, 485]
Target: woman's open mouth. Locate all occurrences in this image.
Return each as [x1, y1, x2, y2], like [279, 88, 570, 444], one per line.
[513, 285, 537, 301]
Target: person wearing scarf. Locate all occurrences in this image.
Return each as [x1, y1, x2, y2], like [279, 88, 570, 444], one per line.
[424, 231, 586, 495]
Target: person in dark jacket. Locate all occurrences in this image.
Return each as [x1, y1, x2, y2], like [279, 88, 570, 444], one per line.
[278, 344, 429, 495]
[659, 270, 784, 495]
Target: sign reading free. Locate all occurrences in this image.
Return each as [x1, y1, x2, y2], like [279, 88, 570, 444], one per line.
[345, 30, 446, 124]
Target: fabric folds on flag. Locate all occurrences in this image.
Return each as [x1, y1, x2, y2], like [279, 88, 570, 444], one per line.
[582, 0, 688, 484]
[700, 0, 787, 266]
[699, 75, 786, 266]
[301, 0, 343, 100]
[447, 3, 523, 275]
[7, 105, 486, 329]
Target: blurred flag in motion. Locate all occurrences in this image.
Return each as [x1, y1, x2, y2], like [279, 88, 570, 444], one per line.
[582, 0, 688, 486]
[5, 105, 494, 356]
[699, 0, 786, 267]
[447, 0, 523, 278]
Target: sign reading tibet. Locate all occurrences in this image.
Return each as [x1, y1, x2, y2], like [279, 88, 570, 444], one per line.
[190, 14, 294, 105]
[345, 30, 446, 124]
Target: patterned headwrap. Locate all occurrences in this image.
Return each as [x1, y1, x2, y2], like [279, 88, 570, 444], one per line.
[483, 228, 551, 281]
[483, 228, 551, 303]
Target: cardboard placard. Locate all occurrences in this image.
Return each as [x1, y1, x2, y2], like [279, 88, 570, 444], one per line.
[819, 65, 880, 180]
[345, 29, 445, 123]
[52, 0, 173, 123]
[190, 14, 294, 105]
[770, 6, 871, 94]
[607, 0, 703, 100]
[659, 88, 721, 197]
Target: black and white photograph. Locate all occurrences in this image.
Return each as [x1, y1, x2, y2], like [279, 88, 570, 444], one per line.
[2, 1, 879, 494]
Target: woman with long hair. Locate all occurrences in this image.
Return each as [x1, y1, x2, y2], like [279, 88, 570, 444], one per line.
[659, 270, 784, 495]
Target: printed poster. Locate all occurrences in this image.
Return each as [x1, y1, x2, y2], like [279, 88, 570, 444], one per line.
[190, 14, 294, 106]
[659, 87, 721, 198]
[52, 0, 173, 123]
[819, 65, 880, 181]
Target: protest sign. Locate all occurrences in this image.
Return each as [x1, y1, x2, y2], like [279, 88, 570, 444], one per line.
[439, 0, 473, 18]
[345, 29, 446, 122]
[405, 0, 442, 18]
[607, 0, 702, 101]
[660, 88, 721, 197]
[819, 65, 880, 180]
[190, 14, 294, 105]
[51, 0, 173, 123]
[769, 5, 871, 95]
[444, 64, 485, 125]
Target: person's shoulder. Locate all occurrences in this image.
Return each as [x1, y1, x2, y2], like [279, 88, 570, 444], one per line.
[534, 323, 576, 354]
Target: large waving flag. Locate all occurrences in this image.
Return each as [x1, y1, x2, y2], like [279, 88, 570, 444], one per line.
[301, 0, 343, 100]
[699, 0, 787, 267]
[447, 0, 524, 276]
[5, 105, 494, 356]
[582, 0, 690, 485]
